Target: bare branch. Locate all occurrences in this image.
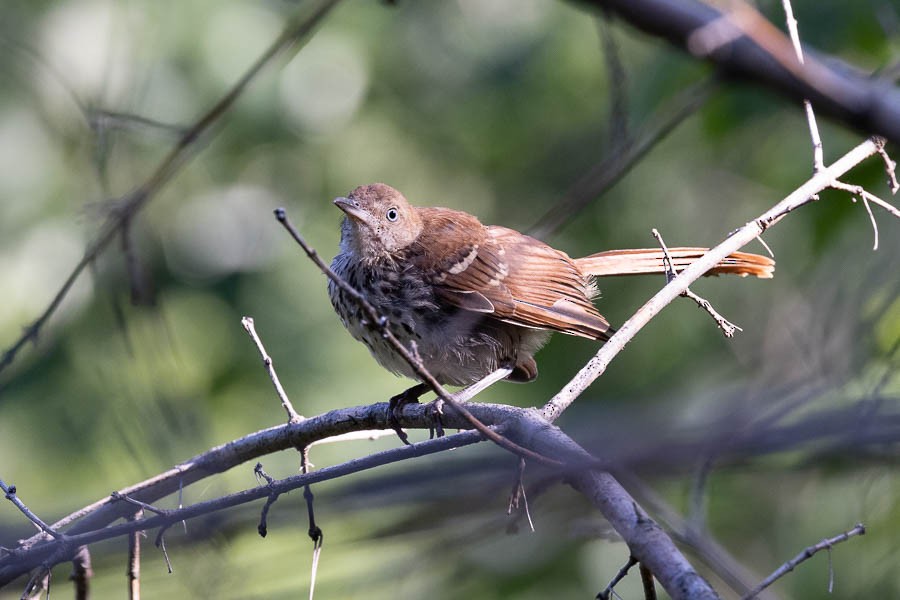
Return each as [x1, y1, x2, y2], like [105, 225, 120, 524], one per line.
[126, 511, 142, 600]
[779, 0, 825, 172]
[506, 459, 535, 533]
[1, 400, 722, 600]
[569, 472, 718, 600]
[241, 316, 303, 423]
[572, 0, 900, 145]
[0, 480, 62, 540]
[155, 529, 173, 574]
[541, 136, 886, 423]
[830, 180, 900, 220]
[597, 556, 638, 600]
[741, 523, 866, 599]
[2, 427, 488, 583]
[876, 144, 899, 193]
[652, 228, 742, 337]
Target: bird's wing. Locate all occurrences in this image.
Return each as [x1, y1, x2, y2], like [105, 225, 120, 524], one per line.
[412, 212, 611, 340]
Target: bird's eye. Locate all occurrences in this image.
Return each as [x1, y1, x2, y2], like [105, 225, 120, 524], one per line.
[386, 207, 399, 222]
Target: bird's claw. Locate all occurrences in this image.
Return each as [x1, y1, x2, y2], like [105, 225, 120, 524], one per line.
[427, 398, 445, 439]
[387, 383, 430, 446]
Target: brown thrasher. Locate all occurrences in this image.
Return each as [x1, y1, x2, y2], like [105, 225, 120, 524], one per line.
[329, 183, 773, 390]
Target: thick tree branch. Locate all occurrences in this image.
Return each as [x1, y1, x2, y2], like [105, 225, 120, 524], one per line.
[572, 0, 900, 145]
[0, 403, 719, 600]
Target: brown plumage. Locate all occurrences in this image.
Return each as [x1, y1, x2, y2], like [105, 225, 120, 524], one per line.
[329, 183, 774, 387]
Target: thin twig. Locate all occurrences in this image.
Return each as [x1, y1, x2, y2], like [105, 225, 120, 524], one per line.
[876, 144, 899, 193]
[755, 235, 775, 258]
[0, 0, 342, 375]
[257, 494, 278, 539]
[301, 447, 322, 600]
[860, 196, 879, 250]
[652, 229, 742, 337]
[155, 530, 173, 574]
[781, 0, 825, 173]
[830, 176, 900, 251]
[506, 459, 535, 533]
[275, 209, 564, 468]
[1, 480, 62, 540]
[110, 493, 169, 517]
[242, 316, 303, 423]
[830, 180, 900, 219]
[307, 509, 323, 600]
[741, 523, 866, 599]
[126, 510, 142, 600]
[253, 463, 278, 538]
[597, 556, 638, 600]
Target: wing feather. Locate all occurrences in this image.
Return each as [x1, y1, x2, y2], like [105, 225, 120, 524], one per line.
[410, 214, 611, 340]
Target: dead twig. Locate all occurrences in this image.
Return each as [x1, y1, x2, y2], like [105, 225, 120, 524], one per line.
[541, 136, 893, 423]
[597, 555, 638, 599]
[652, 228, 742, 337]
[242, 316, 303, 423]
[1, 481, 62, 540]
[742, 523, 866, 599]
[126, 511, 142, 600]
[780, 0, 825, 174]
[506, 458, 535, 533]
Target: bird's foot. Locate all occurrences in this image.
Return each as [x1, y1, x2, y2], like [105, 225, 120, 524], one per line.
[426, 398, 445, 439]
[387, 383, 430, 445]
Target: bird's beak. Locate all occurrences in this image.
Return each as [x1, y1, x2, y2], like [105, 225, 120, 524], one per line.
[333, 197, 368, 223]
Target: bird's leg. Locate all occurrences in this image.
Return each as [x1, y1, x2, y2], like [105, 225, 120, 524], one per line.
[388, 382, 430, 445]
[426, 366, 515, 439]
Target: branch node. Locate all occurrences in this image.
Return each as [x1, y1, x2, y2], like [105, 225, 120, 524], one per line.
[597, 555, 639, 600]
[651, 229, 742, 337]
[110, 492, 169, 517]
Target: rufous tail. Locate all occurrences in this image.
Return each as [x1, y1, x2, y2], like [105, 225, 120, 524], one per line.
[574, 247, 774, 279]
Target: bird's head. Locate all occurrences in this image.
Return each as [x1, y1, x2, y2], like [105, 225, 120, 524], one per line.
[334, 183, 423, 259]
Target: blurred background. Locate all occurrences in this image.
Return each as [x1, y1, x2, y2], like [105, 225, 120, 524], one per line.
[0, 0, 898, 598]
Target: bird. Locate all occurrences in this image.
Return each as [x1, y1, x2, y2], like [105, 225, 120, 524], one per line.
[328, 183, 773, 399]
